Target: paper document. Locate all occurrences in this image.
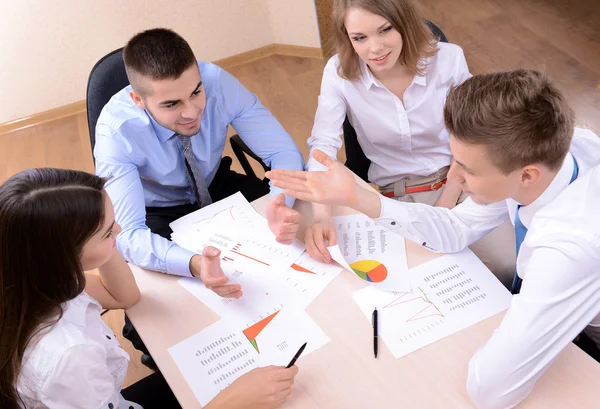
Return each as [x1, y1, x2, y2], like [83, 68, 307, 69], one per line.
[169, 191, 261, 233]
[332, 214, 410, 291]
[352, 249, 511, 359]
[169, 194, 338, 407]
[169, 308, 329, 406]
[179, 248, 342, 320]
[283, 251, 343, 308]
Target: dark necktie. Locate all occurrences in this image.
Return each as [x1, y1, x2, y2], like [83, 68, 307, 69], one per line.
[176, 134, 212, 207]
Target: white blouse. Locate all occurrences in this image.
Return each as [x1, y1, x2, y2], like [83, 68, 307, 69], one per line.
[307, 42, 472, 186]
[17, 291, 142, 409]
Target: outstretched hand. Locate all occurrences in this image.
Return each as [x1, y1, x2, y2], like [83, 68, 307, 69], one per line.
[265, 150, 360, 207]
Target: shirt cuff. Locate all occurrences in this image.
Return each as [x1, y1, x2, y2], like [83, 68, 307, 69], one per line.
[165, 245, 195, 277]
[270, 186, 296, 208]
[374, 195, 412, 233]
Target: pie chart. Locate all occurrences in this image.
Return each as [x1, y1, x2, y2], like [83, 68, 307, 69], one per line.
[350, 260, 387, 283]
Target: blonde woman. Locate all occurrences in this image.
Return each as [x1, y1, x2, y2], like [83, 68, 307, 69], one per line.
[305, 0, 514, 281]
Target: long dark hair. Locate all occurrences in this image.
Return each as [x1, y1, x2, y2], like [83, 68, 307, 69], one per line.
[0, 168, 107, 408]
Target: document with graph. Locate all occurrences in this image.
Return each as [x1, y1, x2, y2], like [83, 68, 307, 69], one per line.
[169, 308, 329, 406]
[172, 194, 341, 320]
[352, 249, 512, 359]
[169, 191, 261, 233]
[331, 213, 410, 291]
[178, 246, 342, 321]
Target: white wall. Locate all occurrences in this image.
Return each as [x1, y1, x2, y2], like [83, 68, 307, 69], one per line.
[0, 0, 320, 123]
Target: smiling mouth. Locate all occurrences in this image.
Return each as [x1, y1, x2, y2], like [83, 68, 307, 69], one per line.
[371, 52, 391, 61]
[179, 118, 198, 126]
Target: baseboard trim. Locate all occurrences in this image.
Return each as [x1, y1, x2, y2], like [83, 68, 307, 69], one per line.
[0, 44, 323, 135]
[0, 101, 86, 135]
[215, 44, 323, 69]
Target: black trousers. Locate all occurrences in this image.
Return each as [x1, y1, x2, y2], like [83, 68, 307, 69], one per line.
[574, 331, 600, 363]
[121, 371, 181, 409]
[123, 157, 270, 357]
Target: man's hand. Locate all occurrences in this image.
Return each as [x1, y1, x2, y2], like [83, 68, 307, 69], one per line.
[207, 366, 299, 409]
[190, 246, 242, 298]
[266, 150, 361, 207]
[266, 193, 301, 244]
[266, 149, 382, 218]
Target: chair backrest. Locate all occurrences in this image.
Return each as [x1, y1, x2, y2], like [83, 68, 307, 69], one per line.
[86, 48, 129, 152]
[343, 20, 448, 183]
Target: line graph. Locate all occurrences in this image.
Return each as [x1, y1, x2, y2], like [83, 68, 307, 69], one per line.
[383, 287, 444, 323]
[229, 243, 270, 266]
[190, 205, 256, 229]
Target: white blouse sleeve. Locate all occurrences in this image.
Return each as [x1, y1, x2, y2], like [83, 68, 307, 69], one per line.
[39, 344, 122, 409]
[307, 56, 348, 171]
[452, 45, 472, 86]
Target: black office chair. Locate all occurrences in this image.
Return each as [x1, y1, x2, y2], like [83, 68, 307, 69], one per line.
[86, 48, 268, 176]
[343, 20, 449, 183]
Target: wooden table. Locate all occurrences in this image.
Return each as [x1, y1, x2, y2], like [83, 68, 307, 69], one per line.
[127, 195, 600, 408]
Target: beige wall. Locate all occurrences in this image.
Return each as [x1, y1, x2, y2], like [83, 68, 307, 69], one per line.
[0, 0, 320, 124]
[268, 0, 321, 47]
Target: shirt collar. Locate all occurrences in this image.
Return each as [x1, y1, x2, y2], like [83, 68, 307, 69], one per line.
[148, 113, 177, 143]
[359, 58, 428, 90]
[518, 153, 574, 228]
[61, 291, 102, 327]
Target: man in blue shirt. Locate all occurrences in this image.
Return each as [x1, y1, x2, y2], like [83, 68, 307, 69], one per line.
[94, 28, 305, 368]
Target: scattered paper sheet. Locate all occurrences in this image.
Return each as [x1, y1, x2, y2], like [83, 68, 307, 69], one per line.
[352, 249, 511, 359]
[169, 191, 260, 233]
[169, 308, 330, 406]
[332, 214, 410, 291]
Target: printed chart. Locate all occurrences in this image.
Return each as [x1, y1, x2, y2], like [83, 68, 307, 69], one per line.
[169, 308, 330, 406]
[331, 214, 410, 291]
[353, 249, 511, 358]
[243, 310, 280, 353]
[169, 195, 336, 407]
[350, 260, 388, 283]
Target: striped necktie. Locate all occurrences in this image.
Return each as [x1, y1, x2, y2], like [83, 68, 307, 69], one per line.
[176, 134, 212, 207]
[511, 156, 579, 294]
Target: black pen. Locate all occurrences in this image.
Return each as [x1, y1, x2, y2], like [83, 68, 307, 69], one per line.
[372, 308, 378, 358]
[286, 342, 307, 368]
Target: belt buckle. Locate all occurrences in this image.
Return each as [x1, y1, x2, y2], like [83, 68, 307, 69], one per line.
[430, 179, 443, 191]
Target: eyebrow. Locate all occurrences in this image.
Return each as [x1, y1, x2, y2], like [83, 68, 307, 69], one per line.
[348, 22, 390, 35]
[454, 160, 475, 173]
[102, 220, 115, 237]
[159, 81, 203, 106]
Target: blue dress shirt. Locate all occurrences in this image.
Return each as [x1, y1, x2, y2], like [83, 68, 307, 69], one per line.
[94, 61, 304, 277]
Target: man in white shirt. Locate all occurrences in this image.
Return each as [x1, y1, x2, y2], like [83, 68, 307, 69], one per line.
[266, 69, 600, 409]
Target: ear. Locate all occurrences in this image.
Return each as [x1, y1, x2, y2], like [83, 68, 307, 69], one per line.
[129, 90, 145, 110]
[520, 165, 543, 187]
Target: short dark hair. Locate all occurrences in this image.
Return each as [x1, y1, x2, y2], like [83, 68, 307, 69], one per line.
[444, 69, 574, 174]
[123, 28, 196, 84]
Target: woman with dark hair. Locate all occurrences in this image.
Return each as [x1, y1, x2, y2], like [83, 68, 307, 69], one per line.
[0, 168, 298, 409]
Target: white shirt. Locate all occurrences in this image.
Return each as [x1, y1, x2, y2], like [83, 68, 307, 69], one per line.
[307, 42, 472, 185]
[374, 128, 600, 409]
[17, 292, 142, 409]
